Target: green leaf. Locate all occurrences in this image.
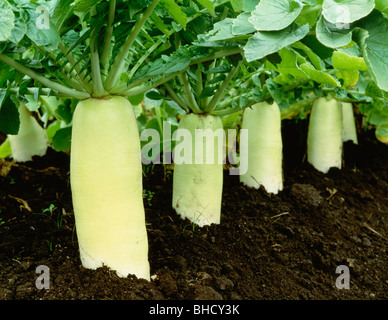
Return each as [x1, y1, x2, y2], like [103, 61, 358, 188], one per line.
[9, 14, 27, 44]
[74, 0, 104, 14]
[332, 51, 368, 70]
[376, 122, 388, 144]
[295, 2, 322, 26]
[24, 3, 60, 49]
[51, 0, 75, 33]
[365, 80, 388, 100]
[375, 0, 388, 14]
[0, 138, 11, 159]
[356, 11, 388, 91]
[160, 0, 187, 29]
[322, 0, 375, 24]
[150, 12, 170, 36]
[194, 0, 215, 14]
[244, 23, 309, 62]
[202, 18, 235, 41]
[0, 0, 15, 41]
[249, 0, 304, 31]
[291, 41, 324, 70]
[275, 47, 309, 83]
[232, 13, 256, 36]
[229, 0, 244, 12]
[0, 99, 20, 135]
[128, 93, 145, 106]
[315, 15, 352, 48]
[299, 63, 341, 86]
[274, 47, 340, 87]
[51, 126, 72, 152]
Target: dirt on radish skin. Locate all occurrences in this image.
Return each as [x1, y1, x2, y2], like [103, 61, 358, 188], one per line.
[0, 118, 387, 300]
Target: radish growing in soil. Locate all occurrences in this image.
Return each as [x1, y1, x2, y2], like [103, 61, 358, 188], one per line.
[8, 102, 48, 162]
[240, 101, 283, 194]
[0, 0, 241, 279]
[307, 97, 343, 174]
[1, 0, 387, 282]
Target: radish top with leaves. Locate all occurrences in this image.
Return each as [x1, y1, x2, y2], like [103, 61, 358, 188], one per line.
[0, 0, 242, 134]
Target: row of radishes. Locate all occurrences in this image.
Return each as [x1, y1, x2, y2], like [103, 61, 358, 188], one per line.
[0, 0, 387, 282]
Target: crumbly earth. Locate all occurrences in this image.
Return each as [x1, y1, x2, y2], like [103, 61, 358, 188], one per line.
[0, 118, 387, 300]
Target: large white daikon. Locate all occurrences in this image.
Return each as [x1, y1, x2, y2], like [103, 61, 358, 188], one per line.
[172, 113, 224, 227]
[70, 96, 150, 280]
[8, 103, 48, 162]
[307, 97, 343, 173]
[239, 101, 283, 194]
[341, 101, 358, 144]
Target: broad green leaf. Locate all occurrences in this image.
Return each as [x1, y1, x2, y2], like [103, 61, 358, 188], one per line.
[322, 0, 375, 24]
[243, 0, 258, 12]
[160, 0, 187, 29]
[150, 12, 170, 36]
[274, 47, 340, 87]
[52, 126, 72, 152]
[24, 3, 60, 49]
[74, 0, 104, 13]
[46, 120, 61, 144]
[376, 122, 388, 144]
[0, 99, 20, 135]
[375, 0, 388, 13]
[295, 1, 321, 26]
[51, 0, 75, 33]
[336, 70, 359, 88]
[292, 41, 324, 70]
[299, 63, 341, 86]
[203, 19, 235, 41]
[315, 15, 352, 48]
[9, 15, 27, 44]
[229, 0, 244, 12]
[0, 0, 15, 41]
[0, 138, 11, 159]
[275, 48, 309, 84]
[244, 23, 309, 62]
[356, 11, 388, 91]
[194, 0, 215, 14]
[365, 80, 388, 100]
[232, 13, 255, 36]
[332, 51, 368, 71]
[249, 0, 304, 31]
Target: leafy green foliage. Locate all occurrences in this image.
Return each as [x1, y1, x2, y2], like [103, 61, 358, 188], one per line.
[0, 0, 388, 145]
[249, 0, 304, 31]
[0, 0, 14, 41]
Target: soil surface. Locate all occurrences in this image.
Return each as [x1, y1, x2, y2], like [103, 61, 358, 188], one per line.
[0, 118, 387, 301]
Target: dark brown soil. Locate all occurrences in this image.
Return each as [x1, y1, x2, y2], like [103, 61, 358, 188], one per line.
[0, 119, 387, 301]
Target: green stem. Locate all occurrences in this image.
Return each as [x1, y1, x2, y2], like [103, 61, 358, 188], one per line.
[90, 35, 107, 98]
[164, 82, 190, 113]
[37, 46, 87, 93]
[100, 0, 116, 76]
[204, 60, 242, 113]
[111, 67, 190, 96]
[0, 53, 90, 100]
[127, 39, 162, 80]
[179, 72, 202, 114]
[193, 48, 243, 65]
[195, 68, 203, 109]
[104, 0, 160, 91]
[58, 42, 93, 93]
